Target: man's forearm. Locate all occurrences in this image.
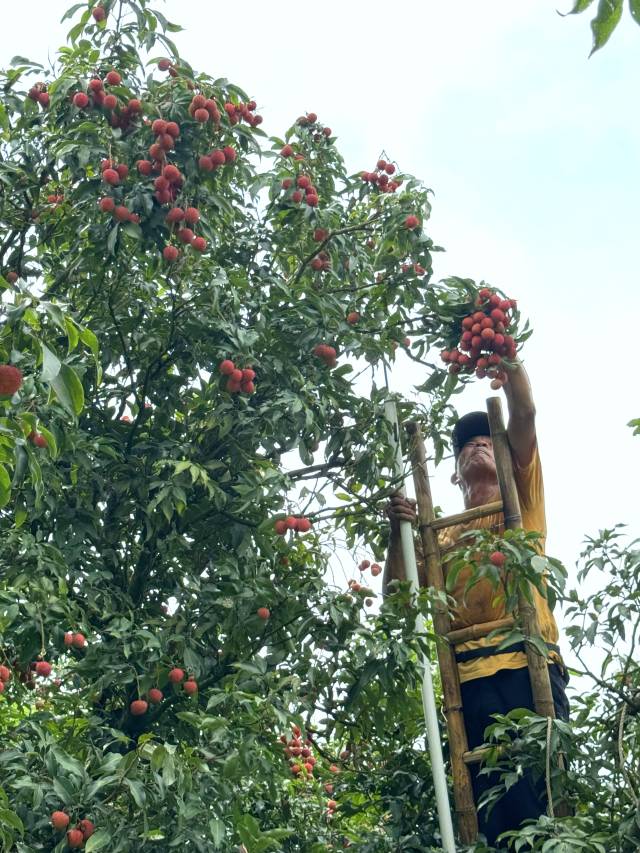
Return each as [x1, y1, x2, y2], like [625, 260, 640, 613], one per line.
[382, 527, 405, 595]
[503, 358, 535, 418]
[503, 358, 537, 466]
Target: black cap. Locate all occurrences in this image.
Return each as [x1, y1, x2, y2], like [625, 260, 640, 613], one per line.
[452, 411, 491, 459]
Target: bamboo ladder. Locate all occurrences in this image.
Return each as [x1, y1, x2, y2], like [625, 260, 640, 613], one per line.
[404, 396, 562, 844]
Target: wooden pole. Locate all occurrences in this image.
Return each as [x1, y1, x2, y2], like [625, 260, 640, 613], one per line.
[485, 397, 556, 718]
[406, 421, 479, 844]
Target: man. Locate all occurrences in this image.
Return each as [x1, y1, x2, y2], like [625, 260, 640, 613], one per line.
[384, 359, 570, 847]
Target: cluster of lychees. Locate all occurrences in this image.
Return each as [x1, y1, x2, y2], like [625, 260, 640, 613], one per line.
[63, 631, 86, 649]
[188, 93, 221, 125]
[163, 206, 206, 260]
[130, 666, 198, 717]
[27, 82, 49, 108]
[219, 359, 256, 394]
[223, 99, 262, 128]
[282, 724, 318, 778]
[360, 158, 402, 193]
[313, 344, 338, 368]
[358, 559, 382, 577]
[273, 516, 312, 535]
[441, 288, 518, 388]
[280, 725, 341, 817]
[72, 70, 143, 131]
[51, 811, 95, 849]
[197, 145, 236, 173]
[280, 171, 320, 208]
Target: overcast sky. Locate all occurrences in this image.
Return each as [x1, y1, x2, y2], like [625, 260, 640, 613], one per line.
[2, 1, 638, 679]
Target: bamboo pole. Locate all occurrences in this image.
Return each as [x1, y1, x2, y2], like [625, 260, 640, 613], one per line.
[427, 500, 504, 531]
[486, 397, 556, 718]
[406, 420, 479, 844]
[445, 617, 515, 645]
[384, 402, 457, 853]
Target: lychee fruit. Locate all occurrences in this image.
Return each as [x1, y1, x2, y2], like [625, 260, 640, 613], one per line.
[0, 365, 23, 396]
[130, 699, 148, 716]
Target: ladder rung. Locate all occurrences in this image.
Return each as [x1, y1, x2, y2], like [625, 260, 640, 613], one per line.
[445, 617, 515, 645]
[463, 747, 494, 765]
[426, 500, 504, 531]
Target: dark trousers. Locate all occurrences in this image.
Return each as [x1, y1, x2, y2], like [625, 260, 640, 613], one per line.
[460, 664, 570, 848]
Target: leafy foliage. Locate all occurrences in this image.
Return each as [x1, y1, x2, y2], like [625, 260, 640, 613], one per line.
[561, 0, 639, 55]
[0, 2, 638, 852]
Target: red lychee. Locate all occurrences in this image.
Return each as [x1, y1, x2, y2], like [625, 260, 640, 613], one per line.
[405, 214, 419, 230]
[130, 699, 148, 716]
[489, 551, 506, 568]
[78, 819, 95, 840]
[183, 679, 198, 695]
[178, 227, 195, 244]
[0, 365, 23, 396]
[184, 207, 199, 225]
[35, 661, 52, 677]
[105, 70, 121, 86]
[148, 688, 163, 704]
[162, 245, 179, 262]
[102, 168, 119, 186]
[72, 92, 89, 109]
[51, 811, 70, 831]
[67, 829, 84, 849]
[168, 667, 185, 683]
[192, 236, 206, 252]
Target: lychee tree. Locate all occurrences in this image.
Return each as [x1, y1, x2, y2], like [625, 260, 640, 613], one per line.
[0, 3, 638, 852]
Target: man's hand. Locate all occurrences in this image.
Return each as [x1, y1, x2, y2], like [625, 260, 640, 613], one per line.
[385, 493, 417, 531]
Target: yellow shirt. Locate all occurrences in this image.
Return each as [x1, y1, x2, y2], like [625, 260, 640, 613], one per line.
[437, 444, 561, 683]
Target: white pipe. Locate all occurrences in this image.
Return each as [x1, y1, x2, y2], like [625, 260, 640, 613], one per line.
[384, 400, 458, 853]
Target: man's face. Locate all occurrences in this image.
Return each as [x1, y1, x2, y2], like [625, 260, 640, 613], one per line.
[455, 435, 497, 486]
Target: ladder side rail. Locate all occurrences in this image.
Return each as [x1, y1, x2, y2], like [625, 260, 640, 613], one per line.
[406, 422, 479, 844]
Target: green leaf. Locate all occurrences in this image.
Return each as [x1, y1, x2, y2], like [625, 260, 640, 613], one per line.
[562, 0, 596, 12]
[0, 464, 10, 508]
[79, 326, 101, 384]
[65, 317, 80, 352]
[84, 829, 111, 852]
[41, 343, 61, 383]
[631, 0, 640, 25]
[51, 364, 84, 416]
[590, 0, 623, 54]
[124, 778, 146, 808]
[209, 818, 225, 846]
[0, 808, 24, 834]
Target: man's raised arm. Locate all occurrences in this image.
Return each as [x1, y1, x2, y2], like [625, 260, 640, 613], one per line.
[502, 359, 537, 468]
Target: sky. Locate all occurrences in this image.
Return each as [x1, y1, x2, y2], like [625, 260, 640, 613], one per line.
[1, 1, 638, 681]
